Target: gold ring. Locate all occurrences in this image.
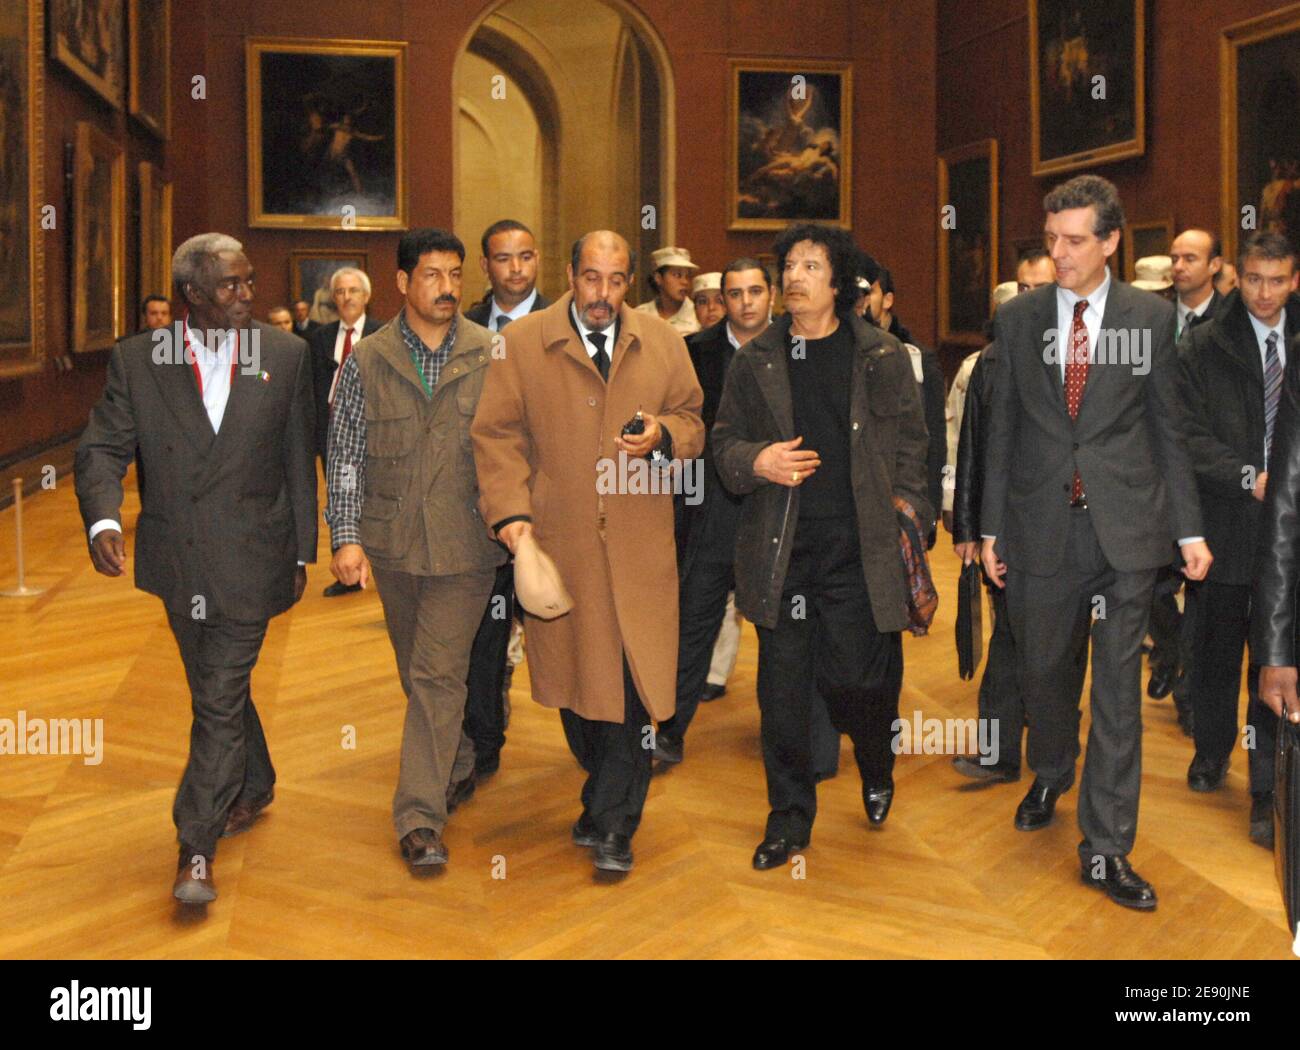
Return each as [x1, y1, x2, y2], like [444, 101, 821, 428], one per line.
[792, 471, 800, 483]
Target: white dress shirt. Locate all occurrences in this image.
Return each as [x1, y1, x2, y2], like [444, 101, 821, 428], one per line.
[88, 322, 237, 543]
[327, 313, 366, 403]
[487, 288, 538, 331]
[571, 303, 618, 359]
[1177, 291, 1214, 338]
[1056, 270, 1111, 381]
[1248, 308, 1288, 374]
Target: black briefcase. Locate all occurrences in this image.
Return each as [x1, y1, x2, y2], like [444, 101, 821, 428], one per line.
[955, 560, 984, 681]
[1276, 714, 1300, 947]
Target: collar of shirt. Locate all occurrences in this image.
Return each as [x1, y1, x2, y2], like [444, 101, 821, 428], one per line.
[399, 308, 457, 358]
[725, 322, 741, 350]
[335, 313, 366, 355]
[570, 302, 618, 358]
[185, 321, 236, 364]
[488, 288, 537, 329]
[1056, 269, 1111, 377]
[1248, 308, 1287, 366]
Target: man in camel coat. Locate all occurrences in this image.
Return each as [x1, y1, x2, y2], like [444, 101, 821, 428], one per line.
[471, 230, 704, 874]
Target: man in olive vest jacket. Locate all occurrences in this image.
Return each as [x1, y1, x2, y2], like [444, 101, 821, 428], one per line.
[325, 229, 506, 871]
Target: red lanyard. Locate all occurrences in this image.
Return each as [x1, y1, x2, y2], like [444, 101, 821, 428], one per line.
[182, 314, 239, 398]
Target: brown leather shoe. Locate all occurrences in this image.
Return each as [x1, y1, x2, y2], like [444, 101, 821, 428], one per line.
[173, 846, 216, 904]
[399, 827, 448, 868]
[221, 788, 274, 838]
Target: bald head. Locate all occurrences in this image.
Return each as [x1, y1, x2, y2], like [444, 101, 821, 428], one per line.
[1170, 228, 1222, 307]
[568, 230, 636, 331]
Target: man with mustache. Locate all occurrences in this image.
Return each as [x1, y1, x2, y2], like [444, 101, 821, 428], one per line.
[325, 228, 506, 871]
[75, 232, 317, 903]
[472, 230, 704, 873]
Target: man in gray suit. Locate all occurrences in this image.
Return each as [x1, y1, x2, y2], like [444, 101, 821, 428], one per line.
[981, 175, 1212, 910]
[75, 232, 317, 905]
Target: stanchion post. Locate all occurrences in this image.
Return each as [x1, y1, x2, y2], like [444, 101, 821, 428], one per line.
[1, 476, 46, 598]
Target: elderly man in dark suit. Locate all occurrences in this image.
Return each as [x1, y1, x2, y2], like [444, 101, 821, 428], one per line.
[713, 223, 933, 870]
[1183, 232, 1300, 847]
[981, 175, 1212, 910]
[460, 219, 550, 780]
[75, 232, 317, 904]
[309, 268, 382, 596]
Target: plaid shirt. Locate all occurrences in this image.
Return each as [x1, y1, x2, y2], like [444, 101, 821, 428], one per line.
[324, 311, 458, 550]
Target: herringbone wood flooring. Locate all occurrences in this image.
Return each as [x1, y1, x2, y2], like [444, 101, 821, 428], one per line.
[0, 467, 1293, 958]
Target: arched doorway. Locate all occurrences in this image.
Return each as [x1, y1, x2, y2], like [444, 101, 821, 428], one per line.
[453, 0, 675, 306]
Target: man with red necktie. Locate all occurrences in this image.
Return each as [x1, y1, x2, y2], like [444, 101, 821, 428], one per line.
[981, 175, 1212, 911]
[309, 266, 383, 596]
[75, 232, 317, 904]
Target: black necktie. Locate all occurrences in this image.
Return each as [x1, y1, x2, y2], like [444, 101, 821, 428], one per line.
[495, 315, 511, 331]
[590, 330, 609, 381]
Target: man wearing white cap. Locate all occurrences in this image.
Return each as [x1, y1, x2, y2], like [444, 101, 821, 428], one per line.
[637, 246, 701, 335]
[691, 272, 726, 329]
[1132, 255, 1176, 303]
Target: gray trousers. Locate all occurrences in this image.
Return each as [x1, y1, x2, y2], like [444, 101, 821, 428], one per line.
[167, 611, 273, 856]
[1005, 508, 1157, 864]
[372, 566, 495, 838]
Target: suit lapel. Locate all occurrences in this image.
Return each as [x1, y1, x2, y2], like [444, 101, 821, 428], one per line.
[1036, 289, 1066, 411]
[1076, 281, 1133, 419]
[146, 324, 217, 454]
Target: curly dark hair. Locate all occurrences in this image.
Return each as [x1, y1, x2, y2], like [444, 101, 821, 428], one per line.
[772, 223, 861, 312]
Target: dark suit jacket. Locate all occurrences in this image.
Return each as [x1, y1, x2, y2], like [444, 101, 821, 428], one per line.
[713, 312, 932, 633]
[464, 290, 551, 329]
[679, 320, 744, 569]
[1177, 288, 1224, 343]
[310, 316, 384, 460]
[1178, 291, 1300, 586]
[74, 322, 318, 622]
[1251, 328, 1300, 666]
[981, 280, 1202, 576]
[294, 319, 320, 338]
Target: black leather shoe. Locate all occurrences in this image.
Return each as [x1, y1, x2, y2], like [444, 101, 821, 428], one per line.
[400, 827, 448, 868]
[323, 580, 362, 598]
[1146, 668, 1174, 699]
[700, 684, 727, 702]
[446, 773, 477, 812]
[572, 813, 600, 848]
[1080, 855, 1157, 910]
[653, 733, 683, 765]
[1250, 793, 1275, 850]
[863, 783, 894, 826]
[1014, 779, 1062, 831]
[952, 755, 1021, 784]
[593, 833, 633, 872]
[752, 837, 808, 870]
[1187, 753, 1230, 792]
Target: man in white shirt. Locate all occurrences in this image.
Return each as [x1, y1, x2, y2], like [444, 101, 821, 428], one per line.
[1170, 228, 1226, 340]
[309, 266, 383, 594]
[74, 232, 317, 904]
[464, 219, 551, 331]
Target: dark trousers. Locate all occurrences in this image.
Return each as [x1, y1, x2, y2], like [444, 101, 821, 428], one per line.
[978, 585, 1026, 769]
[464, 561, 514, 766]
[167, 611, 273, 856]
[1187, 579, 1278, 794]
[660, 554, 733, 744]
[1005, 508, 1155, 862]
[560, 656, 654, 838]
[754, 517, 902, 842]
[1148, 565, 1182, 681]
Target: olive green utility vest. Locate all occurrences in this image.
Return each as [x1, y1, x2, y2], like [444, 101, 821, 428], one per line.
[353, 315, 506, 576]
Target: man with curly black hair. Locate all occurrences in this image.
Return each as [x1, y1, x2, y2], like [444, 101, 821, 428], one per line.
[712, 223, 933, 869]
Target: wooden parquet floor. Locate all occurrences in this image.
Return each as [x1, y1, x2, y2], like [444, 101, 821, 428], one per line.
[0, 466, 1294, 959]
